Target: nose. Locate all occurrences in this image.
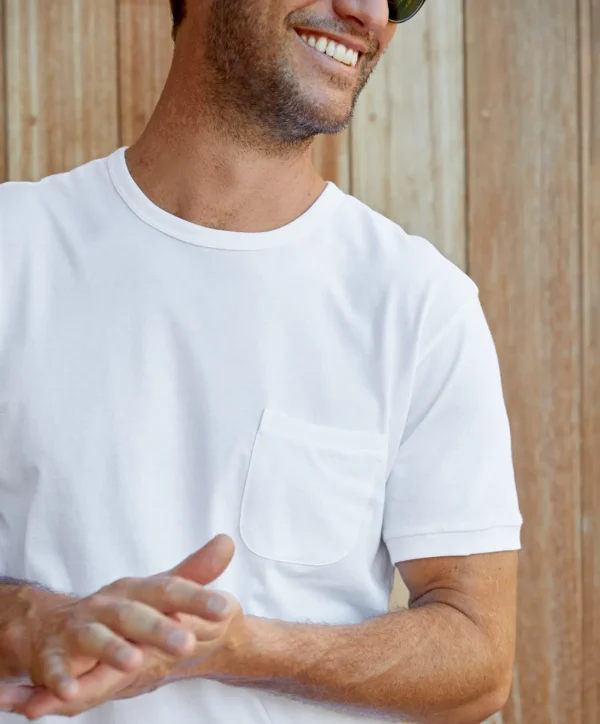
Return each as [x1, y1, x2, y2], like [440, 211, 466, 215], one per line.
[331, 0, 389, 31]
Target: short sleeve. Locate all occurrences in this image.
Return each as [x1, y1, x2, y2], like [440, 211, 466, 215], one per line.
[384, 297, 523, 564]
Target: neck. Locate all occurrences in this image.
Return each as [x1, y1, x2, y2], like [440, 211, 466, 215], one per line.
[125, 43, 327, 234]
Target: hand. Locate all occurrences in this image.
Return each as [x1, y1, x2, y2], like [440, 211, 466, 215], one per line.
[5, 601, 245, 719]
[0, 534, 238, 719]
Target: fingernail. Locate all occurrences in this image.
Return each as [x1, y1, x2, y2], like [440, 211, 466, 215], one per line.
[167, 629, 189, 649]
[207, 594, 229, 615]
[58, 678, 78, 699]
[115, 647, 137, 665]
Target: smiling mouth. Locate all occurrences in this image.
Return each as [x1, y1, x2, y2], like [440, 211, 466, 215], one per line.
[295, 31, 360, 68]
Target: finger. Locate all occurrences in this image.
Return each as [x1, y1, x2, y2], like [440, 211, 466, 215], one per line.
[40, 648, 80, 701]
[172, 611, 225, 641]
[22, 664, 127, 720]
[93, 599, 196, 657]
[0, 683, 37, 710]
[71, 622, 144, 672]
[14, 688, 64, 720]
[171, 534, 235, 585]
[129, 576, 233, 622]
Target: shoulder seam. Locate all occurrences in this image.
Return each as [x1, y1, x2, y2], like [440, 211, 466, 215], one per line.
[416, 292, 480, 367]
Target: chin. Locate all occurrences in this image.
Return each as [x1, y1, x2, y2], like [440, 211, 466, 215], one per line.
[265, 81, 356, 142]
[301, 93, 355, 134]
[312, 115, 352, 135]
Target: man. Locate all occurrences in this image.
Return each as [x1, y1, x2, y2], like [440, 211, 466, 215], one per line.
[0, 0, 523, 721]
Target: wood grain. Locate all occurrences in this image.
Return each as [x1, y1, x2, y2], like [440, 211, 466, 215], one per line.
[4, 0, 118, 181]
[1, 3, 597, 722]
[581, 1, 600, 722]
[465, 1, 582, 722]
[350, 0, 466, 268]
[356, 0, 466, 616]
[117, 0, 174, 147]
[313, 131, 351, 193]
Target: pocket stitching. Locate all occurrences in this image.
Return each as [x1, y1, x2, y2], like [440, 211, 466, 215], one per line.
[239, 409, 386, 566]
[260, 408, 386, 454]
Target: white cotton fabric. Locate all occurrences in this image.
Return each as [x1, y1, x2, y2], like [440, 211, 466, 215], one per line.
[0, 148, 522, 723]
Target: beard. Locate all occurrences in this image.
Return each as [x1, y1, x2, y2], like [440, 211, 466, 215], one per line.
[203, 0, 377, 150]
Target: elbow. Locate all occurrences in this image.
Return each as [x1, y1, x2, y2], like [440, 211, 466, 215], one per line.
[480, 651, 514, 719]
[460, 678, 513, 724]
[429, 671, 513, 724]
[475, 678, 512, 722]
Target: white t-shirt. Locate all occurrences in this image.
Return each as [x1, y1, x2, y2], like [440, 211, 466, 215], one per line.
[0, 148, 522, 723]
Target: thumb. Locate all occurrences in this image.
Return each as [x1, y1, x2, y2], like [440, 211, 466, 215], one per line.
[171, 534, 235, 585]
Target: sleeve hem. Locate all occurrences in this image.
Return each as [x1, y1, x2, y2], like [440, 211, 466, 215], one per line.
[386, 525, 522, 564]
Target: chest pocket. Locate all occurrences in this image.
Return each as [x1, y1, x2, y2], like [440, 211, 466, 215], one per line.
[239, 409, 387, 566]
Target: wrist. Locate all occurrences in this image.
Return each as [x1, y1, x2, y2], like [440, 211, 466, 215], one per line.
[213, 615, 294, 680]
[0, 585, 73, 676]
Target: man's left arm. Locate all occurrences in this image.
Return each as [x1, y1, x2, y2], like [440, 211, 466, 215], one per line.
[188, 550, 517, 724]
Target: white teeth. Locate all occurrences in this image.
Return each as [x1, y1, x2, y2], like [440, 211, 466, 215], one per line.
[299, 33, 359, 67]
[315, 36, 328, 53]
[333, 44, 348, 62]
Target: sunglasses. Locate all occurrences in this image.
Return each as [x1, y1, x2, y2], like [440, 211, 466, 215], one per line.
[388, 0, 428, 23]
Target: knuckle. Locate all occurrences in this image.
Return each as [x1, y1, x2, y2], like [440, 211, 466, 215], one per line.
[60, 613, 78, 638]
[151, 616, 167, 636]
[77, 621, 103, 648]
[160, 576, 178, 594]
[86, 592, 108, 611]
[111, 577, 135, 593]
[161, 576, 189, 598]
[69, 622, 85, 647]
[115, 600, 135, 627]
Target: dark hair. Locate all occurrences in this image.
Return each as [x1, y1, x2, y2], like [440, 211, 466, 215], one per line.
[169, 0, 186, 39]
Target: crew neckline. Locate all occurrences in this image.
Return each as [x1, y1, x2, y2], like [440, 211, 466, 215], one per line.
[107, 146, 344, 251]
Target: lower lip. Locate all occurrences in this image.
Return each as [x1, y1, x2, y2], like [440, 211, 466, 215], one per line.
[294, 31, 359, 75]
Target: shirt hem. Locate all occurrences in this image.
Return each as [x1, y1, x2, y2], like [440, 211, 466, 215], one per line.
[386, 525, 522, 564]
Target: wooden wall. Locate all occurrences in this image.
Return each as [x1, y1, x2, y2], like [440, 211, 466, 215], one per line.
[0, 1, 598, 722]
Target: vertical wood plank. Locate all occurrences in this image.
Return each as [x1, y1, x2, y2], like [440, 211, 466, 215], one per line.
[5, 0, 119, 181]
[0, 0, 6, 183]
[350, 0, 466, 268]
[581, 1, 600, 722]
[465, 2, 582, 723]
[313, 131, 351, 193]
[117, 0, 173, 147]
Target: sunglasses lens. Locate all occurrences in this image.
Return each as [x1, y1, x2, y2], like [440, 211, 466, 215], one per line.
[388, 0, 427, 23]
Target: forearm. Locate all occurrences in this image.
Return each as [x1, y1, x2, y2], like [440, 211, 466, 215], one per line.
[0, 578, 69, 681]
[180, 603, 510, 724]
